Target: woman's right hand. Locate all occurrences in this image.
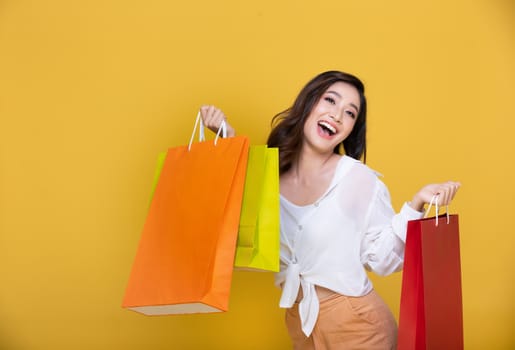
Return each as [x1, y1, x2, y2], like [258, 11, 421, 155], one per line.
[199, 105, 236, 137]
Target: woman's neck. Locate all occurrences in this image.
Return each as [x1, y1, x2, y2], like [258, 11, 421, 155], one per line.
[279, 150, 341, 205]
[291, 151, 340, 183]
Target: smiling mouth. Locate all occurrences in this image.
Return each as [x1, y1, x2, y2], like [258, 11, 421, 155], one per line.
[318, 121, 336, 136]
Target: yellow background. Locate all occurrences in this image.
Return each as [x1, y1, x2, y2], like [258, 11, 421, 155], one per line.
[1, 0, 513, 349]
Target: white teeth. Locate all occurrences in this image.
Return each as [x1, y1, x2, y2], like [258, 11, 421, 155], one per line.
[318, 121, 336, 134]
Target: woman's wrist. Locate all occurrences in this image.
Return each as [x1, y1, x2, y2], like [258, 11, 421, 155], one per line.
[409, 195, 425, 212]
[226, 125, 236, 137]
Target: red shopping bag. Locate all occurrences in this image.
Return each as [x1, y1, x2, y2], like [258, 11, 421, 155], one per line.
[122, 116, 249, 315]
[397, 210, 463, 349]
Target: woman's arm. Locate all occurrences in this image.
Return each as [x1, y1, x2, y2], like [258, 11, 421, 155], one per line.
[361, 179, 461, 275]
[199, 105, 236, 137]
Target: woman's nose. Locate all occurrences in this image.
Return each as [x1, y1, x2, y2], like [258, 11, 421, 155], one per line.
[329, 113, 342, 124]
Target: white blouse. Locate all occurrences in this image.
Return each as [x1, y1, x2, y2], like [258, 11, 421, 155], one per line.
[275, 155, 423, 336]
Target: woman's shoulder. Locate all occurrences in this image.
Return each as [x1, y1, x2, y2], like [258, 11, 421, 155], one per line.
[333, 156, 388, 208]
[340, 155, 383, 180]
[344, 159, 393, 202]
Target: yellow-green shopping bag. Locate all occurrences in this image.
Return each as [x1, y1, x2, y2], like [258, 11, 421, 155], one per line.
[233, 145, 279, 272]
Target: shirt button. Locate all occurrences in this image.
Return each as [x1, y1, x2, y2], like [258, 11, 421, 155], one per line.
[314, 202, 319, 207]
[298, 225, 303, 231]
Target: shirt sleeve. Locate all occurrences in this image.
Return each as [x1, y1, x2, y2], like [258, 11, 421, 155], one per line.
[359, 179, 424, 276]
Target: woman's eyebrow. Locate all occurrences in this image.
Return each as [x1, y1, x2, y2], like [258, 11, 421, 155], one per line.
[327, 90, 341, 98]
[327, 90, 359, 112]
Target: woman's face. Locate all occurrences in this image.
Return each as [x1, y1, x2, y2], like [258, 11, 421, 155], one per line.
[302, 81, 361, 155]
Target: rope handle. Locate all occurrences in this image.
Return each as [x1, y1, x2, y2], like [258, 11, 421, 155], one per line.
[424, 194, 450, 226]
[188, 111, 227, 151]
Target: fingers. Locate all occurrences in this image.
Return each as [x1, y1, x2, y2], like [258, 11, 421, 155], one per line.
[200, 105, 227, 132]
[412, 181, 461, 212]
[434, 181, 461, 206]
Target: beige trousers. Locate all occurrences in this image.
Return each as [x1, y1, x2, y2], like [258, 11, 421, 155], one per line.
[285, 290, 397, 350]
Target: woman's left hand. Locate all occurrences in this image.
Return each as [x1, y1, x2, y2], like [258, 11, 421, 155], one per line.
[409, 181, 461, 212]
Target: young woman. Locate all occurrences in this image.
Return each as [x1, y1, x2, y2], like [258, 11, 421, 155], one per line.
[200, 71, 460, 349]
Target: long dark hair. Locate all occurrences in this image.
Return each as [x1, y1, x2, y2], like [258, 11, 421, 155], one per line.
[267, 70, 367, 175]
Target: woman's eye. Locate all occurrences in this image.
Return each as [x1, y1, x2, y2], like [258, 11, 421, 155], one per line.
[345, 110, 356, 119]
[324, 96, 336, 105]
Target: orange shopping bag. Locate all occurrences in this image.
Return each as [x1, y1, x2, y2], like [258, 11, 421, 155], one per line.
[397, 197, 463, 349]
[122, 114, 249, 315]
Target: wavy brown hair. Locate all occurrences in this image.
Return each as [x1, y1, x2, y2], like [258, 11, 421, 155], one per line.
[267, 70, 367, 175]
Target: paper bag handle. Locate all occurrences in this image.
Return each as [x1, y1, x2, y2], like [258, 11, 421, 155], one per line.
[188, 111, 227, 151]
[424, 194, 450, 226]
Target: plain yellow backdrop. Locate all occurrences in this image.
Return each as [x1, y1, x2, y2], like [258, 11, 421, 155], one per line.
[0, 0, 513, 349]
